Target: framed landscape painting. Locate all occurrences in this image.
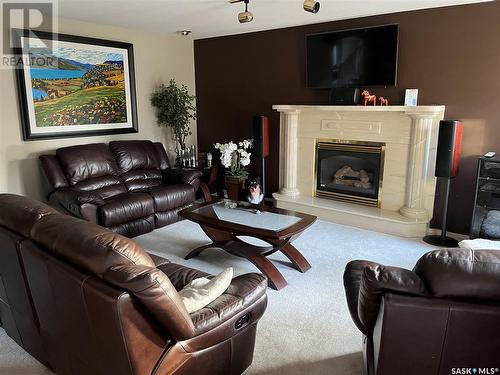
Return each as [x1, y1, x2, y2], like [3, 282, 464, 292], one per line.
[13, 30, 138, 140]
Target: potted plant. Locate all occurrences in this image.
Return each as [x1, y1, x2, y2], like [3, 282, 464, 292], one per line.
[215, 139, 252, 200]
[151, 79, 196, 163]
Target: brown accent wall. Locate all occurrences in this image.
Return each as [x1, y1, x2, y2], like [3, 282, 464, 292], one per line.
[194, 1, 500, 235]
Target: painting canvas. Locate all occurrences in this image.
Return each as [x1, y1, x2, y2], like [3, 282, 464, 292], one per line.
[14, 30, 138, 140]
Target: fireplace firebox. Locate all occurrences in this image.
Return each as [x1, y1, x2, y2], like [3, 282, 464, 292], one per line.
[314, 140, 385, 207]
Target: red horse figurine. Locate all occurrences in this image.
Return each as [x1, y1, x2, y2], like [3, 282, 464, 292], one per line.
[361, 90, 377, 106]
[379, 97, 389, 106]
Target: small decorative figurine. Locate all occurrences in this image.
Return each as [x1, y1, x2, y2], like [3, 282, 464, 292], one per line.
[246, 177, 264, 205]
[379, 97, 389, 106]
[361, 90, 377, 106]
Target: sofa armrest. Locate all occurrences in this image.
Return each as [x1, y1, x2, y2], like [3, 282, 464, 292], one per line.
[190, 272, 268, 336]
[344, 260, 428, 335]
[40, 154, 69, 189]
[148, 253, 170, 268]
[344, 260, 379, 335]
[49, 188, 104, 221]
[103, 264, 196, 341]
[163, 168, 202, 192]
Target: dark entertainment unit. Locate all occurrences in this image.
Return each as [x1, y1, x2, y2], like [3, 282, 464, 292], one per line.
[470, 157, 500, 239]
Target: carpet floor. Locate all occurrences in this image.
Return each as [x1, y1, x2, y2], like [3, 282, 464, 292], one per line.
[0, 219, 434, 374]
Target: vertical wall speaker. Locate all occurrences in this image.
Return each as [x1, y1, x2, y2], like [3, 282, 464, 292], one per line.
[253, 115, 270, 196]
[423, 120, 464, 247]
[253, 115, 270, 158]
[435, 120, 464, 178]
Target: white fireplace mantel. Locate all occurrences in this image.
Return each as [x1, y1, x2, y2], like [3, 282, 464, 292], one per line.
[272, 105, 445, 237]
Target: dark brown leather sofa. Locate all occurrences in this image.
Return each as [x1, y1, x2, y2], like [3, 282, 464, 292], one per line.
[40, 140, 202, 237]
[344, 250, 500, 375]
[0, 194, 267, 375]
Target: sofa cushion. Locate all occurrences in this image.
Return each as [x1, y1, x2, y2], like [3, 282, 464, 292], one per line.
[56, 143, 120, 186]
[190, 272, 268, 335]
[108, 215, 155, 238]
[144, 184, 195, 212]
[99, 192, 154, 227]
[120, 169, 163, 192]
[30, 214, 155, 277]
[73, 175, 127, 199]
[109, 140, 160, 173]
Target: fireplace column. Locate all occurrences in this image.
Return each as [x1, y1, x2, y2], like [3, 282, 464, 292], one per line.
[399, 111, 441, 220]
[279, 109, 300, 197]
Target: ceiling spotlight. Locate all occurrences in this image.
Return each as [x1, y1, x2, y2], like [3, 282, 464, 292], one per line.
[303, 0, 320, 13]
[238, 0, 253, 23]
[176, 30, 192, 36]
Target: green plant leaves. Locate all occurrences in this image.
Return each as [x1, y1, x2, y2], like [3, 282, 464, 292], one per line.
[151, 79, 196, 151]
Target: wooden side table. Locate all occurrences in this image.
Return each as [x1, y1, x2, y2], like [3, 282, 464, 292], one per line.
[197, 165, 223, 202]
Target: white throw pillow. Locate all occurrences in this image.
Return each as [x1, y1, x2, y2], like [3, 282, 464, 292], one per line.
[459, 239, 500, 250]
[179, 267, 233, 313]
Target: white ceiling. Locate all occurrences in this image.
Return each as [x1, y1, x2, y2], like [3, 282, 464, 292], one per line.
[58, 0, 491, 40]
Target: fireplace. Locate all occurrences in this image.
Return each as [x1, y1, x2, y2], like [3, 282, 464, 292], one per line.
[314, 140, 385, 207]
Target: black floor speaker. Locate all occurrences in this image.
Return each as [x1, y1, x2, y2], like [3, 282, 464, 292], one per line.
[423, 120, 463, 248]
[253, 116, 269, 195]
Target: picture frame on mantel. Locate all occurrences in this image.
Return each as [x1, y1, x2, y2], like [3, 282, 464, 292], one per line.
[13, 29, 138, 140]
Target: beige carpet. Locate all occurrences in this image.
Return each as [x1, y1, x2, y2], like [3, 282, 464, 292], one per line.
[0, 219, 434, 374]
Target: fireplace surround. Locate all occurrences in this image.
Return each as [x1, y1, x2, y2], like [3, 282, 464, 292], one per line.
[272, 105, 445, 237]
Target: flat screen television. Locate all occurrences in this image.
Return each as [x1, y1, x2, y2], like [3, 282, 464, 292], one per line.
[306, 24, 399, 89]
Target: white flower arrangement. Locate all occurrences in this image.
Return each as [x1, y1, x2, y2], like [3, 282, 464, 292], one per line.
[214, 139, 253, 177]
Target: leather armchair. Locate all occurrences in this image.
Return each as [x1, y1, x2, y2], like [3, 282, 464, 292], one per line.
[40, 140, 202, 237]
[0, 193, 267, 375]
[344, 250, 500, 375]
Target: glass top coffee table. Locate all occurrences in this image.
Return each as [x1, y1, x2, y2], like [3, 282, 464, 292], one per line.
[179, 199, 317, 290]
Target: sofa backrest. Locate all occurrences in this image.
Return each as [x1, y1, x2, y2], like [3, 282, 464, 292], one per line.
[40, 141, 172, 196]
[109, 140, 168, 192]
[414, 248, 500, 301]
[30, 213, 156, 276]
[0, 193, 58, 236]
[55, 143, 127, 199]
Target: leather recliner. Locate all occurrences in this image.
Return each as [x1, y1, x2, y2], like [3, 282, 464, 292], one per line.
[40, 140, 202, 237]
[0, 193, 268, 375]
[343, 249, 500, 375]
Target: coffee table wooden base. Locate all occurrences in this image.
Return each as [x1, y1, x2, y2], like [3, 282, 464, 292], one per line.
[185, 225, 311, 290]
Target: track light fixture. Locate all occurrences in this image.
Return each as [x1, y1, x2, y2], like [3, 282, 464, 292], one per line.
[228, 0, 319, 24]
[303, 0, 320, 14]
[238, 0, 253, 23]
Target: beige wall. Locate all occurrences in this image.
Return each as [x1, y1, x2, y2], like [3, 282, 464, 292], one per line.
[0, 18, 196, 201]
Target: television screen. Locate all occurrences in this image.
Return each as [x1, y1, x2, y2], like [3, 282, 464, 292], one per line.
[306, 24, 399, 89]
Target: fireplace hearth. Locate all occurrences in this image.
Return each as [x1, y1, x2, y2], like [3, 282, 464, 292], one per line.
[315, 140, 385, 207]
